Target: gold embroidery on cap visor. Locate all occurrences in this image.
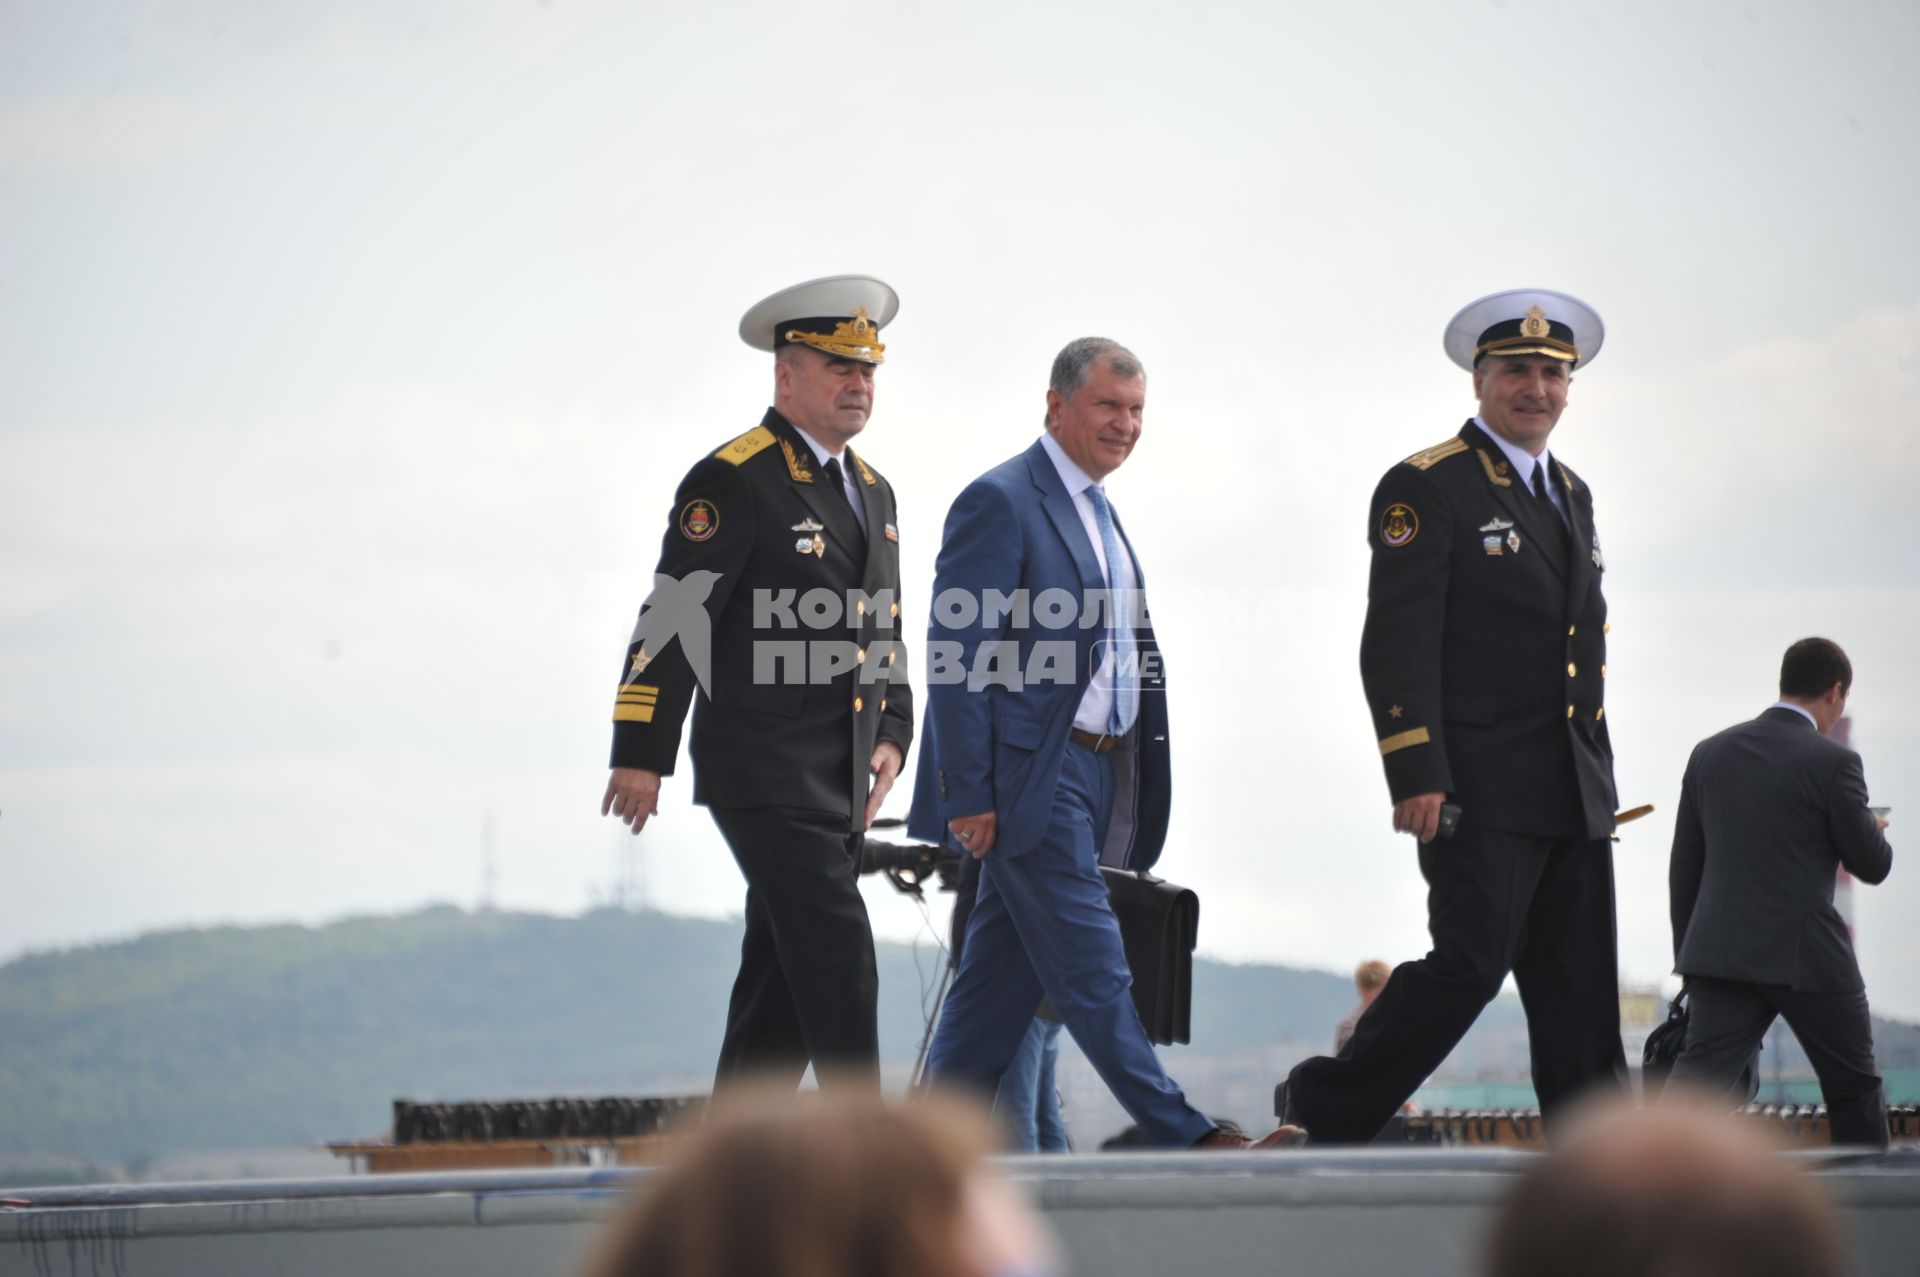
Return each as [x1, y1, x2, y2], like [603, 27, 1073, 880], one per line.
[1380, 502, 1419, 548]
[784, 307, 887, 364]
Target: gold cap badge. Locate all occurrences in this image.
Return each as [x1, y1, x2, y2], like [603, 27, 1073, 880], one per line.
[783, 307, 887, 365]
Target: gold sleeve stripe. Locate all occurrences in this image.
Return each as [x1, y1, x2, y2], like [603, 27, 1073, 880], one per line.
[618, 684, 660, 696]
[616, 692, 658, 703]
[613, 703, 656, 723]
[714, 426, 777, 466]
[1378, 727, 1431, 756]
[1402, 438, 1467, 470]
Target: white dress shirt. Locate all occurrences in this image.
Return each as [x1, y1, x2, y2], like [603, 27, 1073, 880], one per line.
[1476, 416, 1569, 531]
[792, 424, 869, 537]
[1039, 432, 1140, 735]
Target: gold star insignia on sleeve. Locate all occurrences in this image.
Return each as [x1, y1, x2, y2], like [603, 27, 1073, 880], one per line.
[1389, 704, 1404, 719]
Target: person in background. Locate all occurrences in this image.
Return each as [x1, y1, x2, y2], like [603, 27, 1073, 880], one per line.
[587, 1089, 1057, 1277]
[1668, 636, 1894, 1147]
[1483, 1102, 1848, 1277]
[1333, 959, 1393, 1053]
[949, 855, 1071, 1152]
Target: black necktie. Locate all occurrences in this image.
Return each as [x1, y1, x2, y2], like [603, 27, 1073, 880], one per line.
[822, 457, 866, 543]
[1532, 463, 1570, 538]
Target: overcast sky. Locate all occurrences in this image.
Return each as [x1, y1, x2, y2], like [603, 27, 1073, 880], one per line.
[4, 1, 1918, 1019]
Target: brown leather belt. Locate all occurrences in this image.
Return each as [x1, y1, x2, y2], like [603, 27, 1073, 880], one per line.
[1069, 727, 1121, 754]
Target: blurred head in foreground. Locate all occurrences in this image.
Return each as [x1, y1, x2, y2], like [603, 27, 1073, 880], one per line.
[1485, 1100, 1847, 1277]
[588, 1087, 1056, 1277]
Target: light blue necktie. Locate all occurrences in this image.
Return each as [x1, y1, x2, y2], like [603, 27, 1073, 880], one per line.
[1085, 485, 1136, 735]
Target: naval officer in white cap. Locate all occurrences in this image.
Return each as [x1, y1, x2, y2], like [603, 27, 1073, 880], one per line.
[1275, 289, 1628, 1142]
[601, 275, 913, 1090]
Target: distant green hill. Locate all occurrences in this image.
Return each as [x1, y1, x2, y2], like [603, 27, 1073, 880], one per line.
[0, 905, 1361, 1163]
[3, 905, 1914, 1168]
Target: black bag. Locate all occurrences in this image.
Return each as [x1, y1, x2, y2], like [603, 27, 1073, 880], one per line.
[1100, 868, 1199, 1046]
[1642, 991, 1691, 1100]
[1642, 986, 1759, 1103]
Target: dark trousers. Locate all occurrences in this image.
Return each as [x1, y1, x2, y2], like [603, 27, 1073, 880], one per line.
[1672, 976, 1889, 1149]
[1284, 829, 1628, 1143]
[708, 805, 879, 1090]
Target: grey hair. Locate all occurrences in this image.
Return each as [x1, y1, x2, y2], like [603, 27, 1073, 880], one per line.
[1046, 337, 1144, 422]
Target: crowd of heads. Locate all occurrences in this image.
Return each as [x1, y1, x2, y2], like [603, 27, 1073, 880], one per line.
[585, 1088, 1858, 1277]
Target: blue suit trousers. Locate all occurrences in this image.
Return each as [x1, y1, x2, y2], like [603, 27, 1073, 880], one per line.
[927, 742, 1213, 1148]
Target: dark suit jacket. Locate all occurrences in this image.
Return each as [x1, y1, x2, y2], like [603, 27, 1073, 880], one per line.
[1670, 706, 1893, 991]
[608, 408, 912, 818]
[1360, 420, 1616, 840]
[907, 440, 1170, 869]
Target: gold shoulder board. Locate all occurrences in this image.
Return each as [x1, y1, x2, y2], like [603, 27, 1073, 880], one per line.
[714, 426, 778, 466]
[1402, 438, 1468, 471]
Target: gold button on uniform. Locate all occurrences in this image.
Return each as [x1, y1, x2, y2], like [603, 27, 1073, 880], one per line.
[1568, 625, 1576, 637]
[1603, 622, 1611, 634]
[1601, 664, 1608, 677]
[857, 647, 867, 663]
[854, 696, 864, 712]
[1567, 704, 1575, 718]
[890, 602, 900, 618]
[887, 650, 896, 664]
[1596, 707, 1605, 721]
[1567, 663, 1577, 677]
[880, 698, 888, 712]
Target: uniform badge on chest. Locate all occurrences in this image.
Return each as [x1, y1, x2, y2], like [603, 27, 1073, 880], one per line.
[792, 518, 827, 558]
[1479, 517, 1519, 556]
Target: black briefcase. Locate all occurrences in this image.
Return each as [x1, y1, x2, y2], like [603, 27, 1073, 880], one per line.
[1641, 992, 1690, 1100]
[1100, 868, 1199, 1046]
[1642, 987, 1759, 1103]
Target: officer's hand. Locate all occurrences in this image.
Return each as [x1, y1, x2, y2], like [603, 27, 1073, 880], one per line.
[602, 768, 663, 836]
[1874, 813, 1890, 832]
[949, 812, 997, 859]
[1393, 792, 1445, 843]
[863, 741, 905, 831]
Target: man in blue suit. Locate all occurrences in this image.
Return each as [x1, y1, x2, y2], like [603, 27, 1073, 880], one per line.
[910, 337, 1275, 1150]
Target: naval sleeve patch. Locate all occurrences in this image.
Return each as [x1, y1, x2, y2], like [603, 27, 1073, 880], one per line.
[1379, 502, 1419, 548]
[679, 498, 718, 541]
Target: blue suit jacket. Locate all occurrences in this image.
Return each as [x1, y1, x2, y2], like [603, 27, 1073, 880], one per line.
[907, 440, 1172, 869]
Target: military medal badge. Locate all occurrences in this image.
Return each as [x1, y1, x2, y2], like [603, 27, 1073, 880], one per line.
[791, 518, 828, 558]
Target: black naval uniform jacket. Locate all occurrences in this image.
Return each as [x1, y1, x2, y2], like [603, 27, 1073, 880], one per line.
[1360, 419, 1616, 842]
[609, 408, 913, 821]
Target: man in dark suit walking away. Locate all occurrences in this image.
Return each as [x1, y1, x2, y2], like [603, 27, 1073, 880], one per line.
[1669, 637, 1894, 1148]
[1275, 289, 1629, 1144]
